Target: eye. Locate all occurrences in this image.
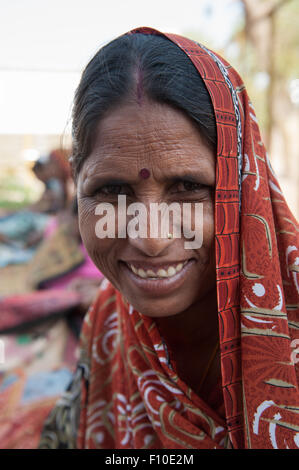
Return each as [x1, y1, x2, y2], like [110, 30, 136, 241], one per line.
[174, 180, 204, 193]
[100, 184, 127, 195]
[94, 183, 132, 196]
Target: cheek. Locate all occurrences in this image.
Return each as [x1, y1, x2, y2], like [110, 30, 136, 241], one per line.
[78, 198, 95, 242]
[78, 198, 112, 266]
[185, 199, 214, 237]
[78, 197, 124, 284]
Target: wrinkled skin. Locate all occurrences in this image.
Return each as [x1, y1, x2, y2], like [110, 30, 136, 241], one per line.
[77, 100, 220, 397]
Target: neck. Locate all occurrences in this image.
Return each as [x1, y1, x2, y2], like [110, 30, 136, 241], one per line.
[155, 286, 219, 350]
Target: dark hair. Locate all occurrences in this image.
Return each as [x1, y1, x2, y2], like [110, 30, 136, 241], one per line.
[32, 160, 43, 172]
[71, 196, 78, 215]
[71, 33, 217, 177]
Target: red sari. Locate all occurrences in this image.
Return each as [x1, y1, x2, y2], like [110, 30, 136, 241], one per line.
[72, 28, 299, 449]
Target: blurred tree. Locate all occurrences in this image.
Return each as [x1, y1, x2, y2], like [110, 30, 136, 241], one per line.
[185, 0, 299, 216]
[234, 0, 299, 174]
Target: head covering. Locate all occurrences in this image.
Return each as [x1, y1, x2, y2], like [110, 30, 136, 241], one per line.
[49, 149, 72, 181]
[40, 27, 299, 449]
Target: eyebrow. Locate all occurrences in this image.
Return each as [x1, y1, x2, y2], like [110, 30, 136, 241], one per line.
[169, 174, 200, 183]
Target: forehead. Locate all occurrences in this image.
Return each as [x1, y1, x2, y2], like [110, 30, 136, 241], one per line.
[80, 101, 215, 180]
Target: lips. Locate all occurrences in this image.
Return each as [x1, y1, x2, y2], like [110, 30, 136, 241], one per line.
[127, 261, 189, 279]
[120, 258, 195, 296]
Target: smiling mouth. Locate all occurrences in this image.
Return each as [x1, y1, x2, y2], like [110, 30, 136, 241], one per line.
[125, 261, 190, 279]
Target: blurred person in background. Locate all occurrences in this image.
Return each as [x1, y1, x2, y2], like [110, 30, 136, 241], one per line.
[0, 148, 73, 263]
[31, 149, 73, 214]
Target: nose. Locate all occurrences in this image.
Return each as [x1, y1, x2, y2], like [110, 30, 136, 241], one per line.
[128, 232, 174, 257]
[127, 197, 180, 257]
[125, 199, 178, 257]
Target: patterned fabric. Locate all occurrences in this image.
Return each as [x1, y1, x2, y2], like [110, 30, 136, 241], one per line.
[75, 281, 231, 449]
[26, 223, 84, 289]
[0, 289, 81, 333]
[39, 364, 87, 449]
[40, 28, 299, 449]
[0, 264, 32, 297]
[0, 211, 49, 243]
[0, 318, 79, 449]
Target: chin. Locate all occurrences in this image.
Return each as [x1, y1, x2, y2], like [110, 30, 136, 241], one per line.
[124, 294, 194, 318]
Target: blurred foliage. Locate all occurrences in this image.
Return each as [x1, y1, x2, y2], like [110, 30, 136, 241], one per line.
[0, 175, 38, 210]
[233, 0, 299, 141]
[274, 0, 299, 78]
[184, 0, 299, 138]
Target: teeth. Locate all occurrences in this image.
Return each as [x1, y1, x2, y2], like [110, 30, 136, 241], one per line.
[157, 269, 168, 277]
[167, 267, 176, 276]
[146, 269, 156, 277]
[137, 269, 147, 278]
[129, 261, 189, 279]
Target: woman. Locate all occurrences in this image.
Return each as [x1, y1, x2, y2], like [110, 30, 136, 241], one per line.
[31, 149, 72, 214]
[40, 27, 299, 449]
[0, 148, 71, 261]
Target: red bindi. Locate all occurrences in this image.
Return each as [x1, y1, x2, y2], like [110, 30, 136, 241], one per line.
[139, 168, 150, 179]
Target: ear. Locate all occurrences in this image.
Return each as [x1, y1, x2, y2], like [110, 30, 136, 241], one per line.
[68, 155, 77, 184]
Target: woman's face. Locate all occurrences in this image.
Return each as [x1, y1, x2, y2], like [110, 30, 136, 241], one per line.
[77, 101, 216, 318]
